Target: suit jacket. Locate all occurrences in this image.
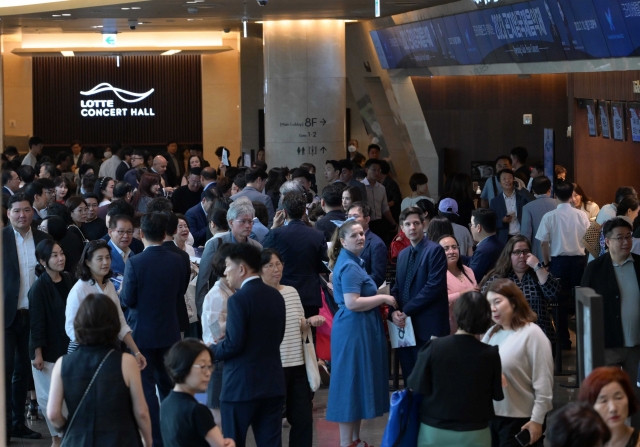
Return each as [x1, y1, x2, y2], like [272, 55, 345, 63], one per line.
[315, 209, 346, 242]
[162, 240, 191, 332]
[102, 234, 144, 255]
[2, 186, 13, 196]
[490, 192, 530, 244]
[581, 253, 640, 349]
[115, 161, 130, 181]
[348, 178, 367, 204]
[120, 245, 189, 349]
[212, 278, 286, 402]
[230, 186, 276, 227]
[391, 237, 449, 342]
[3, 226, 51, 327]
[185, 203, 208, 247]
[520, 196, 557, 260]
[108, 240, 133, 275]
[462, 234, 505, 284]
[262, 219, 328, 307]
[361, 229, 387, 287]
[161, 152, 184, 187]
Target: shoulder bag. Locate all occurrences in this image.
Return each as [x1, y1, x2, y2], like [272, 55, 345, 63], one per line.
[301, 324, 321, 392]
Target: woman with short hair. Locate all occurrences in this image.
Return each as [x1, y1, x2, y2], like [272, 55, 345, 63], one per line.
[47, 294, 152, 447]
[483, 278, 554, 447]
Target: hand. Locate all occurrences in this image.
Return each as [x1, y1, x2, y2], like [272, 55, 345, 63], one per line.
[219, 163, 227, 175]
[521, 420, 543, 445]
[190, 263, 199, 275]
[272, 210, 285, 229]
[328, 272, 333, 283]
[525, 253, 540, 269]
[501, 373, 508, 388]
[392, 311, 406, 328]
[135, 352, 147, 370]
[223, 439, 236, 447]
[32, 354, 44, 371]
[214, 334, 226, 343]
[502, 214, 513, 223]
[308, 316, 326, 327]
[384, 295, 398, 309]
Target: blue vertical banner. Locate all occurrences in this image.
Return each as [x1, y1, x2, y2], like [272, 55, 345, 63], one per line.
[543, 128, 555, 195]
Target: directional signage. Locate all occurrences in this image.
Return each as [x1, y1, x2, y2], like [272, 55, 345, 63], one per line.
[103, 34, 117, 47]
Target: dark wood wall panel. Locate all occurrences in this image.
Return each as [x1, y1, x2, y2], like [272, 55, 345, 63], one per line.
[411, 74, 570, 180]
[571, 72, 640, 207]
[33, 55, 202, 146]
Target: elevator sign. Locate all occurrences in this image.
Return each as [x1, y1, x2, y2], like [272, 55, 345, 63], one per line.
[79, 83, 155, 117]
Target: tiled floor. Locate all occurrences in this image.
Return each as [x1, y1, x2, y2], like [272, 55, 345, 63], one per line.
[15, 335, 579, 447]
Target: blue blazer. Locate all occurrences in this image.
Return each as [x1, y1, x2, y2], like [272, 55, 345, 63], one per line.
[212, 278, 286, 402]
[462, 234, 505, 284]
[120, 246, 189, 349]
[102, 234, 144, 255]
[391, 237, 449, 342]
[262, 219, 328, 307]
[185, 203, 208, 247]
[107, 240, 133, 275]
[490, 192, 530, 244]
[361, 229, 387, 287]
[3, 226, 51, 327]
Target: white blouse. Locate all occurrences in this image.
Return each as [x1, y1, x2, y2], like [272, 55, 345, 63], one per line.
[202, 280, 234, 346]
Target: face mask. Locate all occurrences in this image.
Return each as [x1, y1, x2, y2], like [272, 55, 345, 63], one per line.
[103, 151, 112, 159]
[348, 145, 356, 153]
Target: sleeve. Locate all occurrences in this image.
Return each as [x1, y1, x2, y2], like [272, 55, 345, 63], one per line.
[370, 239, 388, 288]
[490, 198, 506, 231]
[406, 341, 433, 396]
[538, 272, 560, 301]
[28, 282, 47, 351]
[480, 180, 492, 200]
[491, 347, 505, 401]
[580, 261, 596, 288]
[520, 207, 533, 243]
[469, 250, 493, 285]
[339, 264, 366, 295]
[403, 246, 448, 317]
[264, 197, 276, 227]
[390, 182, 402, 205]
[193, 404, 216, 438]
[211, 294, 247, 361]
[106, 283, 132, 341]
[202, 287, 225, 346]
[65, 284, 82, 341]
[120, 260, 138, 309]
[195, 240, 219, 316]
[527, 326, 554, 424]
[176, 260, 190, 332]
[186, 210, 207, 243]
[535, 215, 550, 242]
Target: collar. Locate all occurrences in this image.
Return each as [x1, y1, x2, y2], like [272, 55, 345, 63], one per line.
[557, 202, 572, 209]
[502, 190, 516, 199]
[534, 194, 549, 199]
[362, 178, 376, 187]
[143, 244, 163, 251]
[341, 247, 365, 267]
[241, 276, 260, 288]
[12, 226, 32, 240]
[410, 235, 427, 252]
[612, 254, 634, 268]
[124, 161, 130, 168]
[4, 186, 14, 196]
[110, 240, 131, 258]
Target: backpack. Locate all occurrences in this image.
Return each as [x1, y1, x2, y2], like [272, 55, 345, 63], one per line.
[389, 231, 410, 265]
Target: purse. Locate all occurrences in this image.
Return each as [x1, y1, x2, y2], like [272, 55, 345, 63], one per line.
[381, 388, 422, 447]
[60, 349, 115, 446]
[302, 324, 321, 392]
[582, 220, 602, 259]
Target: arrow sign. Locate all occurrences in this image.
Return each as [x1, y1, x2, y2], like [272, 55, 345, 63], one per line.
[103, 34, 117, 47]
[320, 146, 327, 153]
[320, 119, 326, 126]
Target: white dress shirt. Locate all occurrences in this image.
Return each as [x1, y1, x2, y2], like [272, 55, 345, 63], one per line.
[535, 203, 590, 257]
[201, 280, 233, 345]
[362, 178, 390, 221]
[503, 191, 520, 235]
[111, 242, 131, 264]
[14, 228, 37, 310]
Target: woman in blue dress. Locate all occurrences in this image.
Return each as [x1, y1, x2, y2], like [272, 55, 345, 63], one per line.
[326, 220, 397, 447]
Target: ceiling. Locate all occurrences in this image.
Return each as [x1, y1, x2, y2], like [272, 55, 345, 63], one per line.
[0, 0, 461, 35]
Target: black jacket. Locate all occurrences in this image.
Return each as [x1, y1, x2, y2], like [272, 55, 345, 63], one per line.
[581, 253, 640, 349]
[28, 272, 76, 362]
[315, 209, 346, 242]
[162, 241, 192, 332]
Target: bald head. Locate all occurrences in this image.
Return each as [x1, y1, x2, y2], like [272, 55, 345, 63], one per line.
[153, 155, 168, 175]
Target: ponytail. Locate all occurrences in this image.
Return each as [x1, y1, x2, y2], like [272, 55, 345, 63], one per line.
[327, 219, 360, 269]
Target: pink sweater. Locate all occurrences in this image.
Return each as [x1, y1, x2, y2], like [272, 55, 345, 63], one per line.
[446, 266, 477, 334]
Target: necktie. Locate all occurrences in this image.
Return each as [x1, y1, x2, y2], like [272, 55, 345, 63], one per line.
[122, 251, 128, 264]
[402, 248, 417, 306]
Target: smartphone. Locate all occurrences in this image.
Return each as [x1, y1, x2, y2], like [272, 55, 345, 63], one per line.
[515, 429, 531, 446]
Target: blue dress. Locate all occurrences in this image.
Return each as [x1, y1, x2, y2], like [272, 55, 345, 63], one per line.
[326, 249, 390, 422]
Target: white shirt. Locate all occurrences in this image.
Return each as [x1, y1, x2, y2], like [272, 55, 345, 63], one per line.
[483, 323, 554, 424]
[110, 241, 131, 263]
[362, 178, 389, 220]
[596, 203, 617, 225]
[99, 155, 121, 179]
[503, 191, 520, 235]
[21, 152, 37, 168]
[14, 228, 37, 310]
[241, 276, 260, 288]
[535, 203, 590, 257]
[65, 279, 132, 342]
[202, 280, 233, 345]
[279, 286, 305, 368]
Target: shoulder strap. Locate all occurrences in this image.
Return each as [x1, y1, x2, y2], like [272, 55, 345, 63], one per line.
[61, 349, 115, 446]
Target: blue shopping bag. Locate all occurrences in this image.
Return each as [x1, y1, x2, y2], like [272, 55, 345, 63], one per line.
[381, 388, 422, 447]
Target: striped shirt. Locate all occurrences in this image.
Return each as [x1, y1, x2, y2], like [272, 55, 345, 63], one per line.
[279, 285, 305, 368]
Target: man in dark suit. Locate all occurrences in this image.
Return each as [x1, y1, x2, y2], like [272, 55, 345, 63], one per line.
[161, 141, 184, 187]
[338, 159, 367, 202]
[185, 187, 217, 247]
[25, 179, 55, 223]
[211, 243, 286, 447]
[2, 168, 20, 196]
[347, 201, 387, 287]
[490, 169, 530, 244]
[263, 191, 328, 320]
[315, 183, 346, 242]
[114, 147, 133, 181]
[120, 212, 189, 447]
[3, 193, 50, 442]
[390, 206, 449, 378]
[171, 167, 204, 215]
[464, 208, 505, 283]
[581, 217, 640, 428]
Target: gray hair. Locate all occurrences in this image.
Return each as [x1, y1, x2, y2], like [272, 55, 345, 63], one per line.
[227, 199, 255, 222]
[280, 180, 305, 195]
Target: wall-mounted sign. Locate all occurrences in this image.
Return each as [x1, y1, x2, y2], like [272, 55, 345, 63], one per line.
[611, 102, 625, 141]
[103, 34, 117, 47]
[543, 128, 554, 196]
[599, 101, 610, 139]
[629, 103, 640, 143]
[79, 83, 155, 117]
[586, 100, 597, 137]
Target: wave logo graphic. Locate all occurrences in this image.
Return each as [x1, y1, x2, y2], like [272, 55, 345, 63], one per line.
[80, 83, 154, 103]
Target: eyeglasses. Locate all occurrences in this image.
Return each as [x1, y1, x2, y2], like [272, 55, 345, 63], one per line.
[235, 219, 254, 226]
[131, 156, 144, 160]
[115, 230, 133, 236]
[192, 364, 213, 373]
[511, 249, 531, 257]
[607, 234, 633, 243]
[264, 262, 284, 270]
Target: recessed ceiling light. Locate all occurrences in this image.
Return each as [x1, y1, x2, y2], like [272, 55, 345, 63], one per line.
[161, 49, 182, 56]
[1, 0, 66, 7]
[131, 6, 141, 9]
[91, 25, 103, 28]
[187, 18, 203, 21]
[61, 13, 70, 16]
[121, 7, 130, 9]
[61, 50, 74, 57]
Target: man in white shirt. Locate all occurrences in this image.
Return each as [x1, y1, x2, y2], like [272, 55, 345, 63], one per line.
[2, 193, 50, 441]
[107, 215, 134, 276]
[99, 147, 123, 179]
[363, 158, 397, 242]
[595, 186, 638, 225]
[536, 181, 590, 349]
[21, 136, 43, 168]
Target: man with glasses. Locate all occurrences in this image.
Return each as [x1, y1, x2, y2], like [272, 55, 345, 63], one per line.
[124, 149, 148, 189]
[185, 187, 218, 247]
[24, 178, 55, 222]
[582, 217, 640, 428]
[107, 215, 135, 276]
[464, 208, 504, 282]
[536, 181, 590, 350]
[171, 167, 204, 215]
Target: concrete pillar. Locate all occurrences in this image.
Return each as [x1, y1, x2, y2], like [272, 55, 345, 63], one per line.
[240, 23, 264, 154]
[263, 20, 346, 191]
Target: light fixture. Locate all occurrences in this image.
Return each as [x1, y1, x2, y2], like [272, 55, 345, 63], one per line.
[61, 50, 74, 57]
[52, 14, 61, 16]
[91, 25, 103, 28]
[255, 21, 264, 23]
[161, 49, 182, 56]
[117, 55, 120, 67]
[344, 20, 358, 22]
[61, 13, 70, 16]
[0, 0, 67, 7]
[131, 6, 141, 9]
[375, 0, 380, 17]
[121, 7, 130, 9]
[243, 19, 247, 38]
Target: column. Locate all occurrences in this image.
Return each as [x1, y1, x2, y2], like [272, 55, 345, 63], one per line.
[263, 20, 346, 191]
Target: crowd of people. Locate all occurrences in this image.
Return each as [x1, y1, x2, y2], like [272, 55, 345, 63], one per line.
[1, 137, 640, 447]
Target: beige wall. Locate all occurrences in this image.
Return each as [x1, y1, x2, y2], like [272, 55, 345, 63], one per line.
[3, 35, 33, 148]
[201, 34, 242, 167]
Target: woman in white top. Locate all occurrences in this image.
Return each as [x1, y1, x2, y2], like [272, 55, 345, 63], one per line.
[438, 235, 477, 334]
[95, 176, 115, 208]
[482, 278, 553, 447]
[401, 173, 434, 211]
[202, 243, 235, 426]
[65, 240, 146, 371]
[174, 214, 196, 257]
[260, 249, 325, 447]
[572, 183, 600, 221]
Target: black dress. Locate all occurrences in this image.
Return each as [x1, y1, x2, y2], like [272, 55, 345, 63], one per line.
[160, 390, 216, 447]
[61, 345, 142, 447]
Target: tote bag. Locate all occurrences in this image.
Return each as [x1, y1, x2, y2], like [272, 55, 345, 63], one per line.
[302, 324, 321, 392]
[381, 388, 422, 447]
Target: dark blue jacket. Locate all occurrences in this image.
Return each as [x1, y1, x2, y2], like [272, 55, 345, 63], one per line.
[185, 203, 208, 247]
[262, 219, 328, 308]
[391, 237, 449, 342]
[462, 234, 505, 284]
[107, 240, 133, 276]
[120, 245, 189, 349]
[490, 191, 530, 244]
[101, 234, 144, 255]
[361, 229, 387, 287]
[212, 278, 286, 402]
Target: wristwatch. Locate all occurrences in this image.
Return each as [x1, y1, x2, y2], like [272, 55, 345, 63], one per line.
[533, 262, 545, 272]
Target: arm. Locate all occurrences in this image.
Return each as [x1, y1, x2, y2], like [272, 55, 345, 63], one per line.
[205, 426, 234, 447]
[186, 210, 208, 243]
[535, 216, 551, 265]
[122, 333, 147, 370]
[491, 348, 505, 401]
[28, 283, 48, 357]
[120, 261, 138, 309]
[122, 354, 153, 447]
[403, 247, 448, 317]
[211, 295, 247, 361]
[468, 249, 495, 282]
[47, 358, 66, 429]
[264, 197, 276, 228]
[406, 341, 433, 395]
[540, 241, 551, 266]
[528, 328, 554, 425]
[344, 292, 396, 312]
